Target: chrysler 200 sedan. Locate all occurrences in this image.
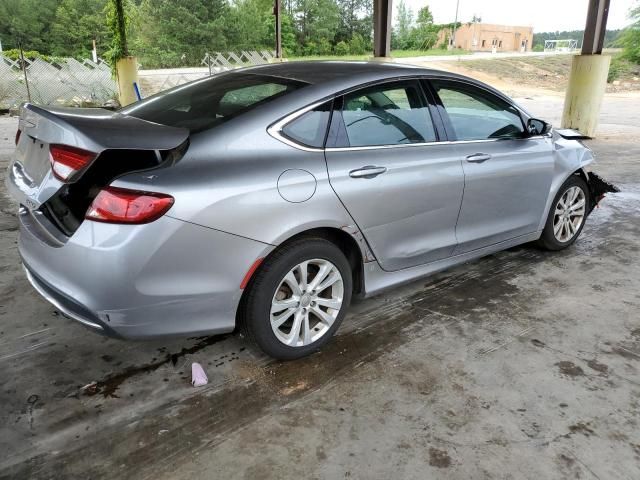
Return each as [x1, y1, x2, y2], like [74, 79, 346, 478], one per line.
[6, 62, 617, 359]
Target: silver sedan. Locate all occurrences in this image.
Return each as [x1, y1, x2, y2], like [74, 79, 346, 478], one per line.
[6, 62, 617, 359]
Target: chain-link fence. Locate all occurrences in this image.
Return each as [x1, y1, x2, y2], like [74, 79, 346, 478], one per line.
[0, 55, 117, 110]
[138, 50, 277, 95]
[1, 49, 278, 110]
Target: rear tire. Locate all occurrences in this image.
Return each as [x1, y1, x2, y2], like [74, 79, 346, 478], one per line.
[240, 237, 353, 360]
[538, 175, 589, 251]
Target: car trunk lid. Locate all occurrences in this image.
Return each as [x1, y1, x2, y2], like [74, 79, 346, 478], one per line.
[7, 103, 189, 211]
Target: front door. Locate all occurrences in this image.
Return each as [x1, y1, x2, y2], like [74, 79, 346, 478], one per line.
[324, 80, 465, 272]
[429, 79, 555, 254]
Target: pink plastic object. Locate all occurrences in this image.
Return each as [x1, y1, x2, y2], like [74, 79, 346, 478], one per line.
[191, 362, 208, 387]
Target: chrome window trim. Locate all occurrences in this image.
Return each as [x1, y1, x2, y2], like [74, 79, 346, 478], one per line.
[325, 137, 531, 153]
[267, 100, 328, 152]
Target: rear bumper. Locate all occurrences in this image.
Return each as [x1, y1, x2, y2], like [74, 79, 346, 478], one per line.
[23, 263, 117, 335]
[18, 208, 273, 339]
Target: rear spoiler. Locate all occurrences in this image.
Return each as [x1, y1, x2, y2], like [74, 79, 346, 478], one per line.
[555, 128, 591, 140]
[19, 103, 189, 153]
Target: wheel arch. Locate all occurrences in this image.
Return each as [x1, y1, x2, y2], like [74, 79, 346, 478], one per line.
[276, 227, 366, 295]
[240, 226, 368, 300]
[235, 226, 368, 332]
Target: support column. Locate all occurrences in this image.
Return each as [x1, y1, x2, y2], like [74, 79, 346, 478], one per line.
[560, 0, 611, 137]
[373, 0, 392, 59]
[115, 56, 139, 106]
[274, 0, 282, 60]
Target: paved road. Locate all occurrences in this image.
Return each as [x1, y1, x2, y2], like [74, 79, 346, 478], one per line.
[0, 95, 639, 479]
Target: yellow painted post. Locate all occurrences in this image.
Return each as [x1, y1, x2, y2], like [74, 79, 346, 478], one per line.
[561, 54, 611, 137]
[115, 56, 139, 106]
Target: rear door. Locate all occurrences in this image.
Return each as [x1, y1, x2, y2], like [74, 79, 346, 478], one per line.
[428, 79, 555, 254]
[324, 79, 464, 272]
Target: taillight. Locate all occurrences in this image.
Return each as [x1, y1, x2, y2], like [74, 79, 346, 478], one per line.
[15, 129, 21, 145]
[49, 144, 96, 182]
[85, 187, 174, 224]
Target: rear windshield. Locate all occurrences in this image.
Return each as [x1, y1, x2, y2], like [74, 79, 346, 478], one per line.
[121, 74, 307, 133]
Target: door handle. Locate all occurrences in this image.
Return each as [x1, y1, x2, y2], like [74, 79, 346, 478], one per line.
[349, 166, 387, 178]
[466, 153, 491, 163]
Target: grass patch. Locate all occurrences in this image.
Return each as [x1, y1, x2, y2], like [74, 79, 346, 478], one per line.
[608, 53, 640, 83]
[391, 49, 469, 58]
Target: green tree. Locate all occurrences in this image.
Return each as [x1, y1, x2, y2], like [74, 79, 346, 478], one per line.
[622, 3, 640, 63]
[334, 40, 349, 55]
[392, 0, 413, 50]
[0, 0, 61, 52]
[294, 0, 340, 46]
[411, 5, 438, 50]
[335, 0, 372, 45]
[348, 32, 367, 54]
[416, 5, 433, 25]
[50, 0, 112, 57]
[226, 0, 276, 51]
[134, 0, 229, 67]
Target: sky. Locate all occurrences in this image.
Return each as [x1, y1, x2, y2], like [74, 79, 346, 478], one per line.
[397, 0, 637, 32]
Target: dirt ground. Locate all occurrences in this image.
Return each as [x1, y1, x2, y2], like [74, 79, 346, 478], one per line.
[422, 54, 640, 95]
[0, 86, 639, 479]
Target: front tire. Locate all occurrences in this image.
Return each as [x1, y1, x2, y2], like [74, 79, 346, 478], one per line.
[240, 237, 353, 360]
[538, 175, 589, 251]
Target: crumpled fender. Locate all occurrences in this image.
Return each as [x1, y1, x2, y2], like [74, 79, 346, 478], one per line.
[549, 130, 619, 216]
[584, 171, 620, 212]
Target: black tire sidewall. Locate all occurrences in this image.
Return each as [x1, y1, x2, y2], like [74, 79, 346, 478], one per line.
[243, 238, 353, 360]
[540, 175, 590, 250]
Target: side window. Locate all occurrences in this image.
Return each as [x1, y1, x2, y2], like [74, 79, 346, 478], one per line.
[281, 101, 332, 148]
[432, 81, 525, 141]
[340, 81, 436, 147]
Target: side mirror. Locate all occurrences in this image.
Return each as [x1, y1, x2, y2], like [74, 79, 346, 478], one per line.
[527, 118, 551, 136]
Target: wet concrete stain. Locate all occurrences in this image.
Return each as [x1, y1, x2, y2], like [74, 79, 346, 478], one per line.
[586, 359, 609, 374]
[555, 361, 585, 377]
[4, 249, 544, 479]
[83, 334, 231, 397]
[567, 422, 596, 437]
[428, 447, 452, 468]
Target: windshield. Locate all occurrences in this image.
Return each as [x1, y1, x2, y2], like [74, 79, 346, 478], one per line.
[121, 73, 307, 133]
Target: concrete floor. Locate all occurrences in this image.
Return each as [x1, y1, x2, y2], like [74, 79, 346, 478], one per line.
[0, 93, 639, 480]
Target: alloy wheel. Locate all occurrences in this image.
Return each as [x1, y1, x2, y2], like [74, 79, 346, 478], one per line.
[270, 259, 344, 347]
[553, 185, 586, 242]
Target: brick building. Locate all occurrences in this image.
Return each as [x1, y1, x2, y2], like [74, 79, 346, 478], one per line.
[437, 23, 533, 52]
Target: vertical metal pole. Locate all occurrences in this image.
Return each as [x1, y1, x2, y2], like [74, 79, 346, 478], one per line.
[206, 53, 212, 76]
[92, 39, 98, 63]
[18, 42, 32, 103]
[581, 0, 610, 55]
[274, 0, 282, 59]
[451, 0, 460, 49]
[373, 0, 392, 57]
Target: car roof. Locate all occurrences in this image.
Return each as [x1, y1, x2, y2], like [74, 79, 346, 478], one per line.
[242, 61, 435, 84]
[243, 60, 481, 86]
[220, 61, 532, 124]
[242, 60, 523, 104]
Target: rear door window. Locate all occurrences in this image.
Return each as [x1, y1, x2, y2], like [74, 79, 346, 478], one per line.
[121, 74, 307, 133]
[431, 80, 525, 140]
[339, 81, 436, 147]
